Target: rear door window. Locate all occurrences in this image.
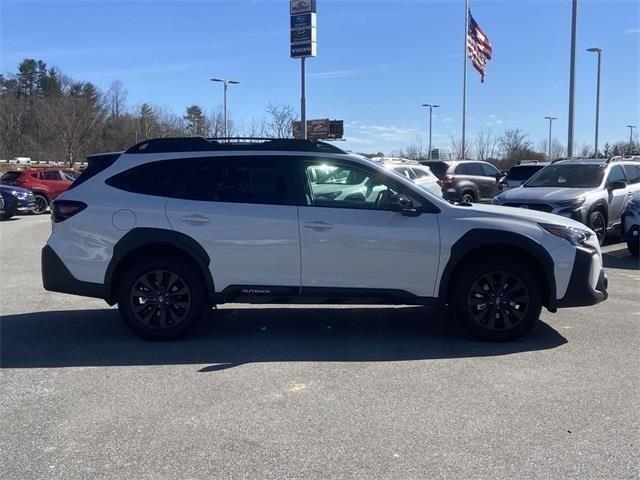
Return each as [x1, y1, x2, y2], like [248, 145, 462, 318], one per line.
[454, 164, 468, 175]
[180, 156, 298, 206]
[41, 171, 63, 181]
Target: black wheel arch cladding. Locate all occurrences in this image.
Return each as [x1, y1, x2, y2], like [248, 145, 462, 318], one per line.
[104, 228, 215, 300]
[438, 229, 556, 309]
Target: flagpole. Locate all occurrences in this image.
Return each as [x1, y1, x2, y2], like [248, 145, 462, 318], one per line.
[461, 0, 469, 159]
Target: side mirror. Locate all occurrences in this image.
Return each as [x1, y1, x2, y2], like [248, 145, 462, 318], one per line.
[607, 180, 627, 191]
[389, 194, 419, 216]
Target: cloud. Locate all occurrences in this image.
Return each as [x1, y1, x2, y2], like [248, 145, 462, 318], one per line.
[349, 124, 422, 143]
[624, 28, 640, 34]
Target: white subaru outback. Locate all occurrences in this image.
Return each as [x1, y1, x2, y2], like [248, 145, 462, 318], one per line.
[42, 138, 608, 341]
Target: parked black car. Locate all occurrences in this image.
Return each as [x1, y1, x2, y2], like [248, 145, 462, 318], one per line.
[0, 184, 36, 217]
[421, 160, 503, 203]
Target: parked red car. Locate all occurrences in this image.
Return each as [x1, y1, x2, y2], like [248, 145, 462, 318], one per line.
[0, 168, 78, 214]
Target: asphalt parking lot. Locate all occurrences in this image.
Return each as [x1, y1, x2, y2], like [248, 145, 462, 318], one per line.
[1, 214, 638, 480]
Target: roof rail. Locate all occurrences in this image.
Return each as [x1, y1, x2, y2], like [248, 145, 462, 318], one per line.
[124, 137, 347, 155]
[608, 155, 640, 163]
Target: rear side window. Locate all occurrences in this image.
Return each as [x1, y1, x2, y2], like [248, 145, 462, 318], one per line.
[623, 165, 640, 184]
[1, 172, 22, 181]
[106, 159, 198, 197]
[454, 164, 468, 175]
[180, 156, 297, 206]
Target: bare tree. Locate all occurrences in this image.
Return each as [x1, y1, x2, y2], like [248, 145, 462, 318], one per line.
[578, 143, 593, 158]
[106, 80, 127, 123]
[475, 128, 498, 162]
[450, 136, 470, 159]
[265, 102, 296, 138]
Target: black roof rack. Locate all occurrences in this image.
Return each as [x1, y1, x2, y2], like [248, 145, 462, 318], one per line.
[125, 137, 347, 155]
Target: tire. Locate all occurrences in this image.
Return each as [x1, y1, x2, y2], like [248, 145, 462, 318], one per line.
[628, 240, 640, 257]
[587, 209, 606, 245]
[452, 257, 543, 341]
[117, 256, 207, 339]
[33, 194, 49, 214]
[461, 191, 476, 204]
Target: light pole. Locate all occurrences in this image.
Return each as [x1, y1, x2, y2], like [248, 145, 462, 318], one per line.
[628, 125, 637, 153]
[210, 78, 240, 138]
[422, 104, 440, 160]
[545, 116, 557, 160]
[567, 0, 578, 157]
[587, 48, 602, 158]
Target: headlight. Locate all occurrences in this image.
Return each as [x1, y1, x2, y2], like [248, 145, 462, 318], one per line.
[540, 223, 592, 246]
[553, 197, 585, 210]
[11, 189, 29, 200]
[492, 195, 503, 205]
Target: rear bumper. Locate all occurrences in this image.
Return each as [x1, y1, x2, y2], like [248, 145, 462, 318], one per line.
[42, 245, 108, 300]
[556, 246, 607, 308]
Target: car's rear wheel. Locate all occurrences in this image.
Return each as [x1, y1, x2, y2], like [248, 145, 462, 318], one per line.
[117, 257, 206, 339]
[33, 194, 49, 214]
[461, 192, 475, 204]
[453, 258, 542, 341]
[588, 210, 606, 245]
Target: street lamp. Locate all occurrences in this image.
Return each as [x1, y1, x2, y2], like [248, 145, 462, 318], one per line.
[587, 48, 602, 158]
[421, 104, 440, 160]
[567, 0, 578, 157]
[628, 125, 637, 153]
[210, 78, 240, 138]
[544, 116, 557, 160]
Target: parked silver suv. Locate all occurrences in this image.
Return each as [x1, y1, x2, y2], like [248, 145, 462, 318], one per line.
[493, 157, 640, 244]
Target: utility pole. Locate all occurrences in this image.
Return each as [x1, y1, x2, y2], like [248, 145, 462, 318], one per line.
[628, 125, 637, 153]
[422, 104, 440, 160]
[545, 116, 557, 160]
[587, 48, 602, 158]
[567, 0, 578, 157]
[210, 78, 240, 138]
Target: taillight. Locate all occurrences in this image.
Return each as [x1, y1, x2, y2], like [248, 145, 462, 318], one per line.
[51, 200, 87, 223]
[443, 175, 454, 183]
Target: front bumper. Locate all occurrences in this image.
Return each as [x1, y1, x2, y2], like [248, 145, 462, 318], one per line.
[42, 245, 108, 300]
[16, 197, 36, 213]
[556, 246, 608, 308]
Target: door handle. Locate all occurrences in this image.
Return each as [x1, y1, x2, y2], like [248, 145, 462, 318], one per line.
[303, 221, 334, 231]
[180, 214, 211, 225]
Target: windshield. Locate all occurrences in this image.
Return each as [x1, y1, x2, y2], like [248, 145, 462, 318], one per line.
[506, 165, 544, 181]
[524, 164, 605, 188]
[1, 172, 22, 181]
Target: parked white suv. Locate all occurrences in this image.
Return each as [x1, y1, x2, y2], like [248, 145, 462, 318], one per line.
[42, 138, 608, 341]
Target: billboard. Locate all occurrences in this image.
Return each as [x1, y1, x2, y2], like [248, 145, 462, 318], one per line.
[290, 13, 316, 29]
[291, 42, 317, 58]
[292, 119, 344, 140]
[290, 27, 317, 44]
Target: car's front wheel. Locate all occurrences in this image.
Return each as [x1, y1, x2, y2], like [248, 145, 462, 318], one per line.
[452, 258, 543, 341]
[588, 210, 606, 245]
[117, 257, 206, 339]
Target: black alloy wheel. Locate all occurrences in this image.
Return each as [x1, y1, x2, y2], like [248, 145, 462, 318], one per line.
[588, 210, 606, 245]
[467, 271, 530, 332]
[130, 269, 192, 329]
[34, 195, 48, 214]
[118, 257, 206, 339]
[453, 258, 542, 341]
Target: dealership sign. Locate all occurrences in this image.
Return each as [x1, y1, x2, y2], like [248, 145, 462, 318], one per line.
[290, 0, 316, 14]
[290, 1, 316, 58]
[293, 119, 344, 140]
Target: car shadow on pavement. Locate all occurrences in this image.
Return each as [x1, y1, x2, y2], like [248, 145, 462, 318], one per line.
[602, 247, 639, 270]
[0, 307, 566, 372]
[1, 306, 567, 371]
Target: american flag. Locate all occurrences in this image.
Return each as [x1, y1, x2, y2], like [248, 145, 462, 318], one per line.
[467, 11, 493, 83]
